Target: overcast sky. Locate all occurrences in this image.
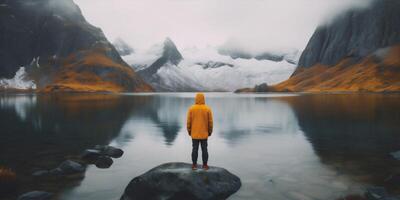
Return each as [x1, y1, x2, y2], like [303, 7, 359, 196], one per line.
[74, 0, 371, 53]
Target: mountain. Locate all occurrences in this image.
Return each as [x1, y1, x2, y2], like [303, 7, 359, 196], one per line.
[123, 39, 299, 92]
[138, 38, 183, 79]
[0, 0, 152, 92]
[269, 0, 400, 92]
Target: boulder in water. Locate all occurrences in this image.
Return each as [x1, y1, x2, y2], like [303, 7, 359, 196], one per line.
[95, 145, 124, 158]
[56, 160, 85, 175]
[95, 156, 114, 169]
[120, 162, 241, 200]
[81, 149, 103, 163]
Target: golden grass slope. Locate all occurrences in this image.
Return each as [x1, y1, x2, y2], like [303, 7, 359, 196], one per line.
[39, 47, 153, 93]
[272, 45, 400, 92]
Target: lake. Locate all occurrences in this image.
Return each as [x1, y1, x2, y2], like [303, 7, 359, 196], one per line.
[1, 93, 400, 200]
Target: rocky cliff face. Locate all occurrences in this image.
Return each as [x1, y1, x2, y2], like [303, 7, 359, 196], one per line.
[138, 37, 183, 79]
[271, 0, 400, 92]
[298, 0, 400, 69]
[136, 38, 192, 91]
[0, 0, 152, 92]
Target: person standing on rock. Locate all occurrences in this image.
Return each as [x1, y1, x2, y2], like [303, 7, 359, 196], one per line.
[187, 93, 213, 170]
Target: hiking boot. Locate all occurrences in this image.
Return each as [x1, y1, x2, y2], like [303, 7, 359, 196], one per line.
[202, 164, 209, 170]
[192, 164, 197, 170]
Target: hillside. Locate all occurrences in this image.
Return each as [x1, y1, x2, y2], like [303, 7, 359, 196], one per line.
[0, 0, 152, 92]
[242, 0, 400, 93]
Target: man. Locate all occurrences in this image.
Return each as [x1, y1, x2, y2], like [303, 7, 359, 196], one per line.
[187, 93, 213, 170]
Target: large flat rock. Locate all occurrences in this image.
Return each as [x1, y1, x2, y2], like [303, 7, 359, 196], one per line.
[121, 162, 241, 200]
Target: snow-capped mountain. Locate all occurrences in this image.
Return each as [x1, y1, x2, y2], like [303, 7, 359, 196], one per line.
[122, 38, 300, 92]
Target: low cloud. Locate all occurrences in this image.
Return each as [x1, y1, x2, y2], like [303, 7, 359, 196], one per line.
[74, 0, 373, 52]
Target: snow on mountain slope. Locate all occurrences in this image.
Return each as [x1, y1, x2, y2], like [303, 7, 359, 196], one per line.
[123, 44, 164, 71]
[123, 40, 298, 92]
[176, 47, 297, 91]
[0, 67, 36, 90]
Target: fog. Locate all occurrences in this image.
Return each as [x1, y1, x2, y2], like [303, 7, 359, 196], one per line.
[74, 0, 372, 52]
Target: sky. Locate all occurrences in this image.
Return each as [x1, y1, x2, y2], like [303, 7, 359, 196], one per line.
[74, 0, 371, 53]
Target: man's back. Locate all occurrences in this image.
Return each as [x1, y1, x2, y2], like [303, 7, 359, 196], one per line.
[187, 93, 213, 139]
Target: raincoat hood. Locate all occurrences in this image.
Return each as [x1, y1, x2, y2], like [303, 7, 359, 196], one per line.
[195, 93, 205, 105]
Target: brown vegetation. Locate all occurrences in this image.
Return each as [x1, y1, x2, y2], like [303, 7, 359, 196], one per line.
[271, 45, 400, 92]
[40, 48, 153, 93]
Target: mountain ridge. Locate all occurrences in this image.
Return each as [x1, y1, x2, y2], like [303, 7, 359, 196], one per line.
[124, 39, 298, 92]
[239, 0, 400, 93]
[0, 0, 152, 92]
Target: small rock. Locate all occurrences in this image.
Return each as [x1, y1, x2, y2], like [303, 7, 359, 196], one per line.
[32, 170, 49, 177]
[95, 156, 113, 169]
[120, 162, 241, 200]
[365, 187, 387, 200]
[57, 160, 85, 175]
[390, 151, 400, 160]
[48, 168, 63, 176]
[80, 149, 102, 163]
[17, 191, 53, 200]
[95, 145, 124, 158]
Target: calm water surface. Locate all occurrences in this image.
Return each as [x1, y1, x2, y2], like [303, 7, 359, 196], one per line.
[1, 93, 400, 200]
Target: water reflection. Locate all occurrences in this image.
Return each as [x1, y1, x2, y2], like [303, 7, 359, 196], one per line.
[0, 94, 36, 121]
[282, 94, 400, 188]
[1, 93, 400, 200]
[0, 94, 150, 197]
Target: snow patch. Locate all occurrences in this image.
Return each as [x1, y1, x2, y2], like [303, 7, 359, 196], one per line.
[0, 67, 36, 90]
[123, 45, 297, 91]
[30, 57, 40, 68]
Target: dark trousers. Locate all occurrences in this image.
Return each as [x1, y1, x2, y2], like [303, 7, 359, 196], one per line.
[192, 139, 208, 165]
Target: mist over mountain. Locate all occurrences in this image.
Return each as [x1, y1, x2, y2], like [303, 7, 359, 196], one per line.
[253, 0, 400, 92]
[218, 47, 301, 64]
[75, 0, 372, 53]
[113, 38, 134, 56]
[298, 0, 400, 68]
[123, 38, 299, 92]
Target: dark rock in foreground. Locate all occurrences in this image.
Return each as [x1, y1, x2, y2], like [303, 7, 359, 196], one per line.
[57, 160, 85, 175]
[95, 156, 114, 169]
[79, 145, 123, 169]
[17, 191, 53, 200]
[33, 160, 85, 178]
[94, 145, 124, 158]
[121, 162, 241, 200]
[81, 149, 103, 163]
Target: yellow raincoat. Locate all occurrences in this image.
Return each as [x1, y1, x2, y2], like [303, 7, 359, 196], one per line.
[186, 93, 213, 139]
